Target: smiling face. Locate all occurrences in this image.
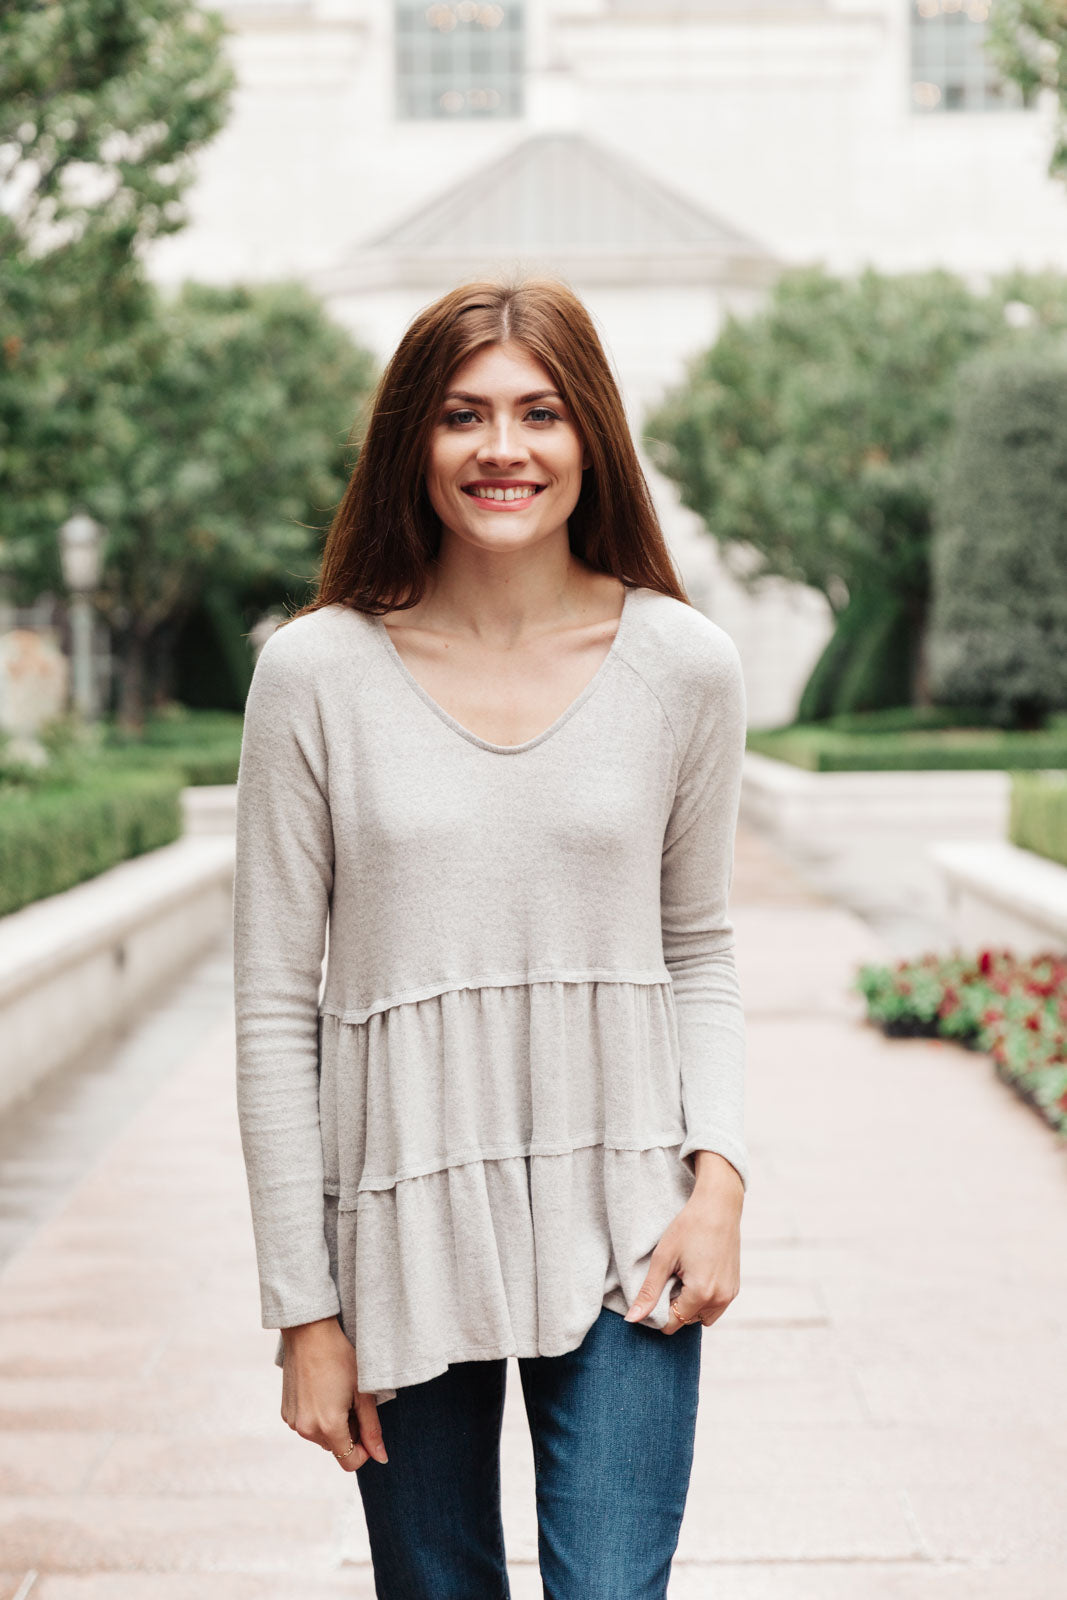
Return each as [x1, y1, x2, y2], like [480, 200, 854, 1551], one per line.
[424, 340, 590, 555]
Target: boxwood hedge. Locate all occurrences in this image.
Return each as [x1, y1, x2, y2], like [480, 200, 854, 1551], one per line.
[1011, 772, 1067, 869]
[0, 768, 184, 917]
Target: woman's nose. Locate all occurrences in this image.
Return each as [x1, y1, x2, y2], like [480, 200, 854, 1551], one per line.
[478, 421, 527, 464]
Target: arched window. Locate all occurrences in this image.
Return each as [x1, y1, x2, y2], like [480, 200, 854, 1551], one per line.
[394, 2, 524, 121]
[911, 0, 1025, 112]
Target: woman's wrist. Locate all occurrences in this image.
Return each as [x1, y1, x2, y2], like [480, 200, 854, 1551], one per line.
[690, 1149, 744, 1204]
[280, 1315, 340, 1345]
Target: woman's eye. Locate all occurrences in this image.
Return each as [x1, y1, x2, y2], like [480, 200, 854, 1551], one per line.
[444, 406, 559, 427]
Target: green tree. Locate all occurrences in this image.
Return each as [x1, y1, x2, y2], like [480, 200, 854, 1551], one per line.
[0, 0, 235, 568]
[83, 281, 377, 730]
[644, 264, 1067, 718]
[928, 338, 1067, 726]
[986, 1, 1067, 180]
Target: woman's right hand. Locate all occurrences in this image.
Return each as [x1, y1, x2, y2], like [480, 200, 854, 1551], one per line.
[279, 1317, 389, 1471]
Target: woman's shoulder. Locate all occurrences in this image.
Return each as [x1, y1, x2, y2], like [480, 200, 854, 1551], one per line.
[251, 602, 380, 686]
[620, 588, 746, 767]
[623, 586, 744, 701]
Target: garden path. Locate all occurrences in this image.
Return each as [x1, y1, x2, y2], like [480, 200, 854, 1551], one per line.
[0, 823, 1064, 1596]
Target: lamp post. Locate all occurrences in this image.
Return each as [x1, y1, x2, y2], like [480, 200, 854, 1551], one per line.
[58, 511, 104, 722]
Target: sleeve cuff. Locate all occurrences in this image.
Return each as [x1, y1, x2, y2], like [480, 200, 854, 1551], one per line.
[679, 1132, 749, 1194]
[261, 1289, 341, 1332]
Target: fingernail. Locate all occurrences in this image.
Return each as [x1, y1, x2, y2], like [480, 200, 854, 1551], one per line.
[376, 1444, 388, 1462]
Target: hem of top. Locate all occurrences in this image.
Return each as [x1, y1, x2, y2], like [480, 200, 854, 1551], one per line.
[318, 968, 674, 1025]
[353, 1301, 635, 1395]
[325, 1130, 691, 1198]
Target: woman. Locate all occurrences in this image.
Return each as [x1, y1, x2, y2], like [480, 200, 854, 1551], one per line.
[232, 277, 749, 1599]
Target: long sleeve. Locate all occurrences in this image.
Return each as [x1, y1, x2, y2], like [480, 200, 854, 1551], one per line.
[232, 626, 341, 1330]
[660, 629, 749, 1192]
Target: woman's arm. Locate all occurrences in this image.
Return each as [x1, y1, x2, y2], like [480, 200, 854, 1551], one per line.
[624, 628, 749, 1331]
[658, 627, 749, 1195]
[232, 626, 341, 1333]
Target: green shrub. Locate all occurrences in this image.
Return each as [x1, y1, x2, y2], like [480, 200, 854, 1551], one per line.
[0, 769, 184, 916]
[746, 722, 1067, 772]
[103, 743, 240, 786]
[103, 707, 244, 785]
[113, 707, 244, 749]
[642, 265, 1047, 721]
[797, 587, 915, 721]
[822, 705, 1003, 734]
[928, 339, 1067, 724]
[1010, 771, 1067, 868]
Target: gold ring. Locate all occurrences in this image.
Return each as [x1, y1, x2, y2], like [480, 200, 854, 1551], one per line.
[333, 1437, 357, 1459]
[669, 1299, 692, 1325]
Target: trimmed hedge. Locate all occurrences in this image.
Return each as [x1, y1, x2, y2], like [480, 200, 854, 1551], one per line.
[748, 719, 1067, 772]
[818, 705, 1001, 734]
[104, 743, 241, 786]
[1010, 772, 1067, 869]
[104, 709, 244, 787]
[0, 769, 184, 917]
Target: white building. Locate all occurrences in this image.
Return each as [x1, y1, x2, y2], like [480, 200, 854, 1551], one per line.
[148, 0, 1067, 725]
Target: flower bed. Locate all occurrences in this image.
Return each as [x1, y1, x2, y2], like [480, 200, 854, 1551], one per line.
[854, 948, 1067, 1137]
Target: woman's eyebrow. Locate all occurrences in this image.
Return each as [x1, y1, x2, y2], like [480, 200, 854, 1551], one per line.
[443, 390, 564, 405]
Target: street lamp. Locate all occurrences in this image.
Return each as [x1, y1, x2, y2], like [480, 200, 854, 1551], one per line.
[58, 511, 104, 721]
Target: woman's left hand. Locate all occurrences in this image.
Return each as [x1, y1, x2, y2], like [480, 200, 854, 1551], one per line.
[623, 1151, 744, 1332]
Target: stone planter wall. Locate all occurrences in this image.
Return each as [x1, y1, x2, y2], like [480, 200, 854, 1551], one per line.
[928, 839, 1067, 958]
[741, 751, 1011, 845]
[0, 805, 236, 1116]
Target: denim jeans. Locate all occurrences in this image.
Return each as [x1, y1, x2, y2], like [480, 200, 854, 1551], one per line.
[354, 1303, 703, 1599]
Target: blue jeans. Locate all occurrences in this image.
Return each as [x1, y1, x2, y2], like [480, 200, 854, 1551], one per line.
[354, 1304, 703, 1599]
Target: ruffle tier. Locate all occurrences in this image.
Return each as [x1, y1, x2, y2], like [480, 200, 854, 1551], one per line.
[274, 979, 696, 1403]
[273, 1141, 698, 1404]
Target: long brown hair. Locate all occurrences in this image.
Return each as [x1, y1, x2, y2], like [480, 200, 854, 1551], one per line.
[287, 276, 689, 621]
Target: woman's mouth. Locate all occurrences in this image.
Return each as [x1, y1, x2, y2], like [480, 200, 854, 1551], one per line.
[461, 483, 546, 505]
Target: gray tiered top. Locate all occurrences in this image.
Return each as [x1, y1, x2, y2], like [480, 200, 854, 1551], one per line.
[232, 583, 749, 1405]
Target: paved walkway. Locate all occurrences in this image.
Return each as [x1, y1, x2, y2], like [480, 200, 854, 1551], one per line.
[1, 823, 1065, 1597]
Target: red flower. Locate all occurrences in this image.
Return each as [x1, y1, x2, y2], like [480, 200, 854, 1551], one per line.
[978, 950, 994, 976]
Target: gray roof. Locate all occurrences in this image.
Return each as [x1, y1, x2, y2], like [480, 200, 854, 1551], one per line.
[317, 131, 777, 292]
[366, 131, 762, 256]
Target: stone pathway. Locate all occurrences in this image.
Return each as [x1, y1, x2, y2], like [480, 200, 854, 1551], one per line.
[0, 823, 1065, 1596]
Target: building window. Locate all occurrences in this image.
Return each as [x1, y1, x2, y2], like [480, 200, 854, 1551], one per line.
[911, 0, 1025, 112]
[395, 3, 524, 121]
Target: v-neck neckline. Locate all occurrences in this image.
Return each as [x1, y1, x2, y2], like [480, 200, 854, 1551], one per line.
[371, 584, 639, 756]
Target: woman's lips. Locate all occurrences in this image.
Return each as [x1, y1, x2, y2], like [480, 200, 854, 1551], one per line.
[461, 483, 546, 510]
